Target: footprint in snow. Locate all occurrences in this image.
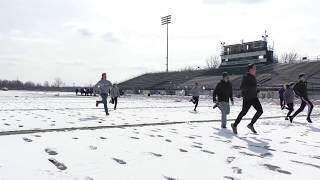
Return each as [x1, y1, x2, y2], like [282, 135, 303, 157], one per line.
[226, 157, 236, 164]
[165, 139, 172, 142]
[85, 177, 94, 180]
[149, 152, 162, 157]
[112, 158, 126, 165]
[45, 148, 58, 155]
[163, 176, 177, 180]
[99, 137, 107, 140]
[48, 158, 67, 170]
[262, 163, 292, 174]
[232, 167, 242, 174]
[201, 149, 215, 154]
[130, 136, 140, 140]
[179, 149, 188, 152]
[23, 137, 32, 142]
[89, 145, 98, 150]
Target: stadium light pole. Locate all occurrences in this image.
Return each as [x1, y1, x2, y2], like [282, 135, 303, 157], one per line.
[161, 15, 171, 72]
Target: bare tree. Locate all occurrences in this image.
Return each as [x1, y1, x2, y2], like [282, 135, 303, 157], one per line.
[280, 52, 299, 64]
[179, 66, 198, 72]
[43, 81, 50, 87]
[205, 55, 221, 69]
[53, 77, 64, 88]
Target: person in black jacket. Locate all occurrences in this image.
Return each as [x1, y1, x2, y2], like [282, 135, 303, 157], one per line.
[278, 85, 285, 110]
[231, 64, 263, 134]
[213, 72, 234, 128]
[289, 73, 313, 123]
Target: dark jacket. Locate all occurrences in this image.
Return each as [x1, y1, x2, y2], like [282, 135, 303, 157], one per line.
[284, 88, 294, 104]
[240, 73, 258, 100]
[278, 87, 285, 99]
[213, 80, 233, 102]
[293, 80, 308, 98]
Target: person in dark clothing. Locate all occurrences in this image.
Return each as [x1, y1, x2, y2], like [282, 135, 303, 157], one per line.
[289, 73, 313, 123]
[284, 82, 295, 120]
[212, 72, 234, 128]
[75, 88, 79, 96]
[110, 83, 120, 110]
[190, 82, 201, 111]
[231, 64, 263, 134]
[278, 85, 285, 110]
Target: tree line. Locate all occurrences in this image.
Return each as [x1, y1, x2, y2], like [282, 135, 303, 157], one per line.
[0, 77, 66, 90]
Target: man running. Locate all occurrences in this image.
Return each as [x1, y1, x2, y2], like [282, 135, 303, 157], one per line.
[212, 72, 234, 128]
[284, 82, 295, 120]
[289, 73, 313, 123]
[278, 85, 285, 110]
[95, 73, 112, 116]
[190, 82, 201, 111]
[231, 64, 263, 134]
[110, 83, 120, 110]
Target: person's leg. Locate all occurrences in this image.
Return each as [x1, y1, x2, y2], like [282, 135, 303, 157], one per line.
[280, 98, 284, 109]
[218, 102, 226, 128]
[249, 98, 263, 126]
[302, 97, 313, 121]
[290, 98, 306, 119]
[96, 94, 103, 107]
[101, 94, 109, 115]
[194, 96, 199, 111]
[114, 97, 118, 110]
[286, 103, 294, 118]
[233, 99, 251, 126]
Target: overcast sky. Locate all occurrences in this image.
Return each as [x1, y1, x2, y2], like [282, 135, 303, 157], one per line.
[0, 0, 319, 86]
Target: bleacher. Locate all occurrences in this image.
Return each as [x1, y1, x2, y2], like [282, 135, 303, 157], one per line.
[119, 61, 320, 91]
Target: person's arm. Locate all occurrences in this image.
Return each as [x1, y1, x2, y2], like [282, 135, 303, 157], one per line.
[212, 83, 219, 102]
[94, 80, 101, 91]
[230, 83, 234, 104]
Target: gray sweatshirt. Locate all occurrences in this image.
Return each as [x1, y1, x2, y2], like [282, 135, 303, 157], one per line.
[110, 86, 120, 98]
[284, 88, 294, 104]
[191, 85, 202, 97]
[94, 79, 112, 94]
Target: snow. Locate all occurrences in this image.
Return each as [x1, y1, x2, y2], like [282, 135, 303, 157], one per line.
[0, 90, 319, 180]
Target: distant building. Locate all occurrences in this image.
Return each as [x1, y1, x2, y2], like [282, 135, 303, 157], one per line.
[220, 39, 274, 67]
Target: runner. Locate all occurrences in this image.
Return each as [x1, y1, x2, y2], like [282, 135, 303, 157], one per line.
[190, 82, 201, 111]
[231, 64, 263, 134]
[289, 73, 313, 123]
[284, 82, 295, 120]
[212, 72, 234, 128]
[278, 85, 285, 110]
[110, 83, 120, 110]
[94, 73, 112, 116]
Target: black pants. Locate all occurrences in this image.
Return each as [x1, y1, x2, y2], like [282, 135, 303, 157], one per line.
[234, 98, 263, 126]
[286, 103, 294, 118]
[112, 97, 118, 109]
[280, 97, 284, 109]
[192, 96, 199, 110]
[291, 97, 313, 119]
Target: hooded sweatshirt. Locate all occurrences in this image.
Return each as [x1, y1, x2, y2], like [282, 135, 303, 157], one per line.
[94, 79, 112, 94]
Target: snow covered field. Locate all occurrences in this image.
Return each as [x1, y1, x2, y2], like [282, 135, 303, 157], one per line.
[0, 91, 319, 180]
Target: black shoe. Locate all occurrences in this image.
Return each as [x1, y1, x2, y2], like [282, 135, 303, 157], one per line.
[247, 124, 257, 134]
[289, 116, 293, 123]
[285, 117, 289, 120]
[231, 123, 237, 135]
[106, 112, 109, 116]
[307, 118, 312, 123]
[96, 101, 98, 107]
[221, 126, 226, 129]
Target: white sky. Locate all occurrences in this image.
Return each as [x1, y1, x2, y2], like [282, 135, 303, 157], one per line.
[0, 0, 319, 86]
